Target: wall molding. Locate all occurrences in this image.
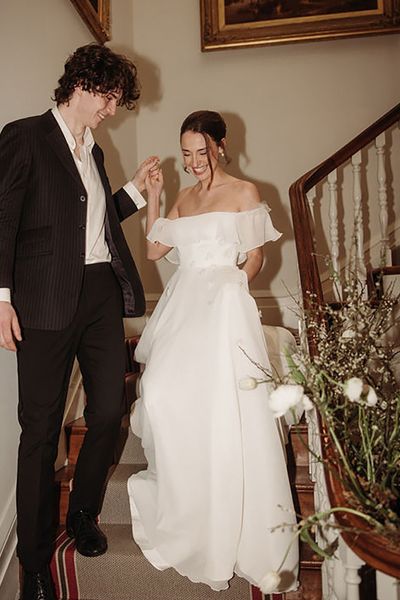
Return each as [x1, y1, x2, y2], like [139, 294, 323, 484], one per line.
[0, 516, 17, 600]
[0, 490, 16, 559]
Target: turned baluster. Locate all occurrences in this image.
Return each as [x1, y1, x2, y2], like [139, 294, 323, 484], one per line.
[328, 168, 341, 298]
[376, 571, 400, 600]
[375, 132, 390, 267]
[339, 539, 364, 600]
[351, 151, 366, 289]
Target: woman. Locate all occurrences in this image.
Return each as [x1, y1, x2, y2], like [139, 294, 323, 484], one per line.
[127, 111, 298, 593]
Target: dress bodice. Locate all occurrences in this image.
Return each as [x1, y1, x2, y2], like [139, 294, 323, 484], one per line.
[147, 205, 281, 269]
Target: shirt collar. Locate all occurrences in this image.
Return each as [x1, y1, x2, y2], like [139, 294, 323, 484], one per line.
[52, 106, 95, 152]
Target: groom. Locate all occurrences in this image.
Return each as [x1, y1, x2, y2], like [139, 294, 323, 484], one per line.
[0, 44, 157, 600]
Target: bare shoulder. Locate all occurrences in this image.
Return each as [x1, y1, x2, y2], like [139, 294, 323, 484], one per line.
[166, 186, 194, 219]
[232, 180, 261, 211]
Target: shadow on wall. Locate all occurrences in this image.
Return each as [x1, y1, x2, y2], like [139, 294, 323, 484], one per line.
[223, 111, 293, 320]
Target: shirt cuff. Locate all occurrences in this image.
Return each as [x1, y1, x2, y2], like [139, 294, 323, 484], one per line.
[123, 181, 147, 210]
[0, 288, 11, 303]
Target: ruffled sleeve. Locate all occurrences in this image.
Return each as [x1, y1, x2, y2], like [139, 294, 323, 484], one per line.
[147, 218, 175, 247]
[236, 205, 282, 263]
[146, 218, 179, 264]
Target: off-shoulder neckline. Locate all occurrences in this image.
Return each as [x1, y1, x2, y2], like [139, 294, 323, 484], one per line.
[163, 205, 266, 222]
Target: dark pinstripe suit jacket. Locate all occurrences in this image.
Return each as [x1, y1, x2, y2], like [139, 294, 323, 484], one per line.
[0, 110, 145, 330]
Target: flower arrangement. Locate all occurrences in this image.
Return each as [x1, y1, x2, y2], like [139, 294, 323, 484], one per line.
[240, 270, 400, 591]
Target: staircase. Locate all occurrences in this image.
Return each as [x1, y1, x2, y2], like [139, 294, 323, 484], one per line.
[53, 338, 323, 600]
[289, 102, 400, 596]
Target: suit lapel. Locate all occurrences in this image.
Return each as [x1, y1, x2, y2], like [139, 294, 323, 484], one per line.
[92, 144, 114, 215]
[40, 110, 85, 190]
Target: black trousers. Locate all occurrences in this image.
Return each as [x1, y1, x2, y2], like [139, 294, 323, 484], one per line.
[16, 263, 126, 572]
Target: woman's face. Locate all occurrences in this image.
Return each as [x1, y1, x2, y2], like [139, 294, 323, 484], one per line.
[181, 130, 219, 182]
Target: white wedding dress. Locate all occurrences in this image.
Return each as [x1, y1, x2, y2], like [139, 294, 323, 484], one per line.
[127, 206, 299, 592]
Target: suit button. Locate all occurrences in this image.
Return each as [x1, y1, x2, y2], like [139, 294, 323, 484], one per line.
[80, 195, 86, 202]
[80, 252, 85, 258]
[79, 224, 86, 230]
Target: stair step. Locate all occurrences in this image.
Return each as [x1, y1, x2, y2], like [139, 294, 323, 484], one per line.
[100, 463, 146, 524]
[51, 523, 322, 600]
[52, 524, 252, 600]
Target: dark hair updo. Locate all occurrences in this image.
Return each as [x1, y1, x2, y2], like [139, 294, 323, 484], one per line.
[54, 43, 140, 110]
[180, 110, 230, 187]
[180, 110, 226, 145]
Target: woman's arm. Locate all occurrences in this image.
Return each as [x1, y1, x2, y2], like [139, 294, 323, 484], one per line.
[145, 169, 182, 261]
[238, 181, 264, 282]
[242, 247, 263, 283]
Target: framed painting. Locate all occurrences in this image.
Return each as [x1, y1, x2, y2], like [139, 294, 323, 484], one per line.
[70, 0, 110, 43]
[200, 0, 400, 51]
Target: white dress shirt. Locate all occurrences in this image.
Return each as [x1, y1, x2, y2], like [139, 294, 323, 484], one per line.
[0, 107, 146, 303]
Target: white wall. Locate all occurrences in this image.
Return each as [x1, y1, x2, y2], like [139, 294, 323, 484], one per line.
[130, 0, 400, 326]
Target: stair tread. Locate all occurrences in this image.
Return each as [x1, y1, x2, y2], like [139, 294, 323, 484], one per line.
[62, 522, 322, 568]
[57, 523, 254, 600]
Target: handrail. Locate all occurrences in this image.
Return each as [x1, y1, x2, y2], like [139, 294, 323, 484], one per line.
[289, 103, 400, 311]
[289, 103, 400, 578]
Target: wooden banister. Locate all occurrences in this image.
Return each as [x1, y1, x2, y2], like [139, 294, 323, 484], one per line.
[290, 102, 400, 309]
[289, 103, 400, 578]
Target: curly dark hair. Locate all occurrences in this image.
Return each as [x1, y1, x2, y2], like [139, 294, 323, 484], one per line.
[54, 44, 140, 109]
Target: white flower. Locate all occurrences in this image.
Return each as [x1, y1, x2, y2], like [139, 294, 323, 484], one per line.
[302, 394, 313, 411]
[343, 377, 363, 402]
[239, 377, 258, 391]
[269, 384, 304, 418]
[365, 386, 378, 407]
[259, 571, 281, 593]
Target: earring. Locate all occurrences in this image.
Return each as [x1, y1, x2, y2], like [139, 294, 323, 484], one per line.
[218, 148, 226, 161]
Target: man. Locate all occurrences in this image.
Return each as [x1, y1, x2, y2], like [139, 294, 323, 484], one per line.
[0, 44, 158, 600]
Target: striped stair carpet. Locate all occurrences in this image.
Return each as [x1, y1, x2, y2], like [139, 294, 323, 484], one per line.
[52, 421, 283, 600]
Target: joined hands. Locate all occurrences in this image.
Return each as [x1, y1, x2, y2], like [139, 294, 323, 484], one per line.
[132, 156, 162, 194]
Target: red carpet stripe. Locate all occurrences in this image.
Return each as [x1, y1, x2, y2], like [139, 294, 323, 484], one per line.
[250, 584, 264, 599]
[250, 584, 285, 600]
[50, 531, 67, 599]
[50, 530, 79, 599]
[63, 535, 79, 600]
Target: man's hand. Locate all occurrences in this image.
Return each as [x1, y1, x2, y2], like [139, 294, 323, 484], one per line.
[132, 156, 160, 193]
[0, 302, 22, 351]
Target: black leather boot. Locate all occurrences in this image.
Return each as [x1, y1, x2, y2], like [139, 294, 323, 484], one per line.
[66, 509, 107, 557]
[20, 566, 56, 600]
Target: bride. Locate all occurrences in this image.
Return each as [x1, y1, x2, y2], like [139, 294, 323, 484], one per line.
[127, 110, 298, 593]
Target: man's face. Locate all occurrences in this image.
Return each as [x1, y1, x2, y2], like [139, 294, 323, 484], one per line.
[77, 89, 121, 129]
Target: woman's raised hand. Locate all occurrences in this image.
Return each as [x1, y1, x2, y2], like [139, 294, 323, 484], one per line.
[132, 156, 160, 193]
[145, 163, 163, 198]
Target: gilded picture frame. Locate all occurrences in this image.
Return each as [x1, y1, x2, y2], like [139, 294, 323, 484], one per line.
[70, 0, 110, 43]
[200, 0, 400, 51]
